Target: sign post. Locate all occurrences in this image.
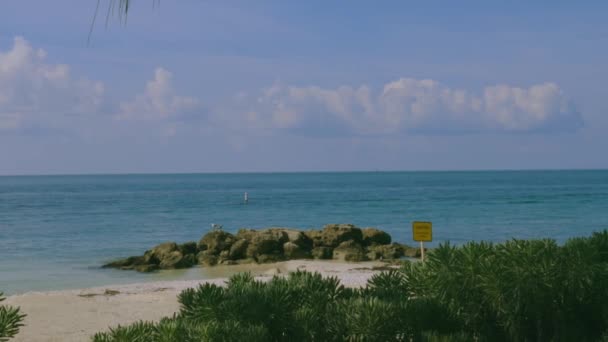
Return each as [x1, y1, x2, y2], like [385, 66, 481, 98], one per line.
[412, 221, 432, 262]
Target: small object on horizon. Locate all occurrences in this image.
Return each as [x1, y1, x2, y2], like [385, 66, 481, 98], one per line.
[211, 223, 223, 231]
[244, 192, 249, 204]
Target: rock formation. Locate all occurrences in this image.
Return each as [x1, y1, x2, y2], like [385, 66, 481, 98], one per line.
[102, 224, 422, 272]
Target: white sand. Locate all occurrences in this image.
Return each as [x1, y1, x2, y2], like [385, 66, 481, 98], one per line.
[5, 260, 391, 342]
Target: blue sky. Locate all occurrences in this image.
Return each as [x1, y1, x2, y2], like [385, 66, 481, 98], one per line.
[1, 1, 607, 174]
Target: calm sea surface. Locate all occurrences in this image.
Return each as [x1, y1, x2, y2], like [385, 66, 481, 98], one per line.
[1, 171, 607, 294]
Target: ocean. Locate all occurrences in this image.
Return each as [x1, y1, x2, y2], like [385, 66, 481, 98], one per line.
[1, 170, 607, 294]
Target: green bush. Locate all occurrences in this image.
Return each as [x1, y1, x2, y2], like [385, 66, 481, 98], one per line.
[0, 292, 25, 342]
[405, 231, 608, 341]
[94, 230, 608, 342]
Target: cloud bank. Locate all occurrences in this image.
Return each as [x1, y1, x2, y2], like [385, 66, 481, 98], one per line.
[1, 36, 582, 138]
[0, 36, 104, 132]
[235, 79, 582, 135]
[118, 67, 200, 122]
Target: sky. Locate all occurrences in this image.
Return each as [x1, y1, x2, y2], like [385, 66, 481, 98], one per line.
[1, 1, 607, 175]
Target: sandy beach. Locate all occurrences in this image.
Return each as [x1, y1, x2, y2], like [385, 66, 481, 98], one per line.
[5, 260, 390, 342]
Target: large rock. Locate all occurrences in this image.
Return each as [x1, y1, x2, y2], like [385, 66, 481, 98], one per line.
[197, 251, 218, 266]
[361, 228, 391, 246]
[311, 247, 333, 260]
[333, 240, 367, 262]
[367, 243, 404, 260]
[103, 241, 197, 271]
[245, 230, 287, 258]
[304, 230, 324, 247]
[159, 251, 195, 269]
[256, 253, 285, 263]
[178, 241, 198, 255]
[217, 250, 232, 264]
[235, 229, 258, 241]
[321, 224, 363, 247]
[104, 225, 401, 272]
[283, 242, 311, 259]
[237, 228, 287, 240]
[229, 239, 249, 259]
[102, 256, 146, 269]
[270, 228, 312, 249]
[198, 231, 236, 255]
[143, 242, 180, 264]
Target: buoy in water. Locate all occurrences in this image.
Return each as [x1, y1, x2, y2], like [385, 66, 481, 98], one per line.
[244, 192, 248, 204]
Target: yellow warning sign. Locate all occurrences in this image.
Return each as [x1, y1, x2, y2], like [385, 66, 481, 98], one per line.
[412, 221, 432, 242]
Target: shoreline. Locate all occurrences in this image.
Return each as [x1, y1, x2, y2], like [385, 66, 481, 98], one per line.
[5, 260, 392, 342]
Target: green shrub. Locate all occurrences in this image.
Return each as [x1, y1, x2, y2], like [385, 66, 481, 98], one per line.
[92, 318, 269, 342]
[327, 297, 406, 341]
[93, 230, 608, 342]
[0, 292, 25, 342]
[405, 232, 608, 341]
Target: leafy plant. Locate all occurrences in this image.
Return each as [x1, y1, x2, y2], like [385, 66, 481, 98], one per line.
[94, 230, 608, 342]
[0, 292, 25, 342]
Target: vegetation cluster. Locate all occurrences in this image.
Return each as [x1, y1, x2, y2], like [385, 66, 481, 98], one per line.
[93, 230, 608, 341]
[0, 292, 25, 342]
[3, 231, 607, 341]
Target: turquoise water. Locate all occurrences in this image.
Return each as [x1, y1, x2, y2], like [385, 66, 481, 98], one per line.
[1, 171, 607, 294]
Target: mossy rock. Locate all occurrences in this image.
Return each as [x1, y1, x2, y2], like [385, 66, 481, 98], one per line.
[362, 228, 391, 246]
[229, 239, 249, 259]
[256, 253, 285, 263]
[197, 252, 218, 266]
[143, 242, 180, 265]
[245, 231, 286, 258]
[321, 224, 363, 247]
[159, 251, 195, 269]
[103, 225, 400, 271]
[198, 231, 236, 254]
[270, 228, 313, 249]
[305, 230, 324, 247]
[311, 247, 333, 259]
[283, 242, 311, 259]
[178, 241, 198, 255]
[333, 240, 367, 262]
[367, 243, 405, 260]
[103, 256, 145, 269]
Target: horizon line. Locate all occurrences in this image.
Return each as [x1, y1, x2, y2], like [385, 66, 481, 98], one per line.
[1, 167, 607, 177]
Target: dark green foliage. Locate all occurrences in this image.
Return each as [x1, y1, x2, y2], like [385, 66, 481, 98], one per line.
[94, 230, 608, 342]
[0, 292, 25, 342]
[364, 269, 408, 301]
[93, 321, 156, 342]
[405, 231, 608, 341]
[92, 317, 269, 342]
[328, 297, 406, 341]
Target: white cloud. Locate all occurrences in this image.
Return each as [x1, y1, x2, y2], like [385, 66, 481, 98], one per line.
[0, 36, 582, 139]
[117, 68, 200, 122]
[233, 78, 582, 135]
[0, 36, 104, 132]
